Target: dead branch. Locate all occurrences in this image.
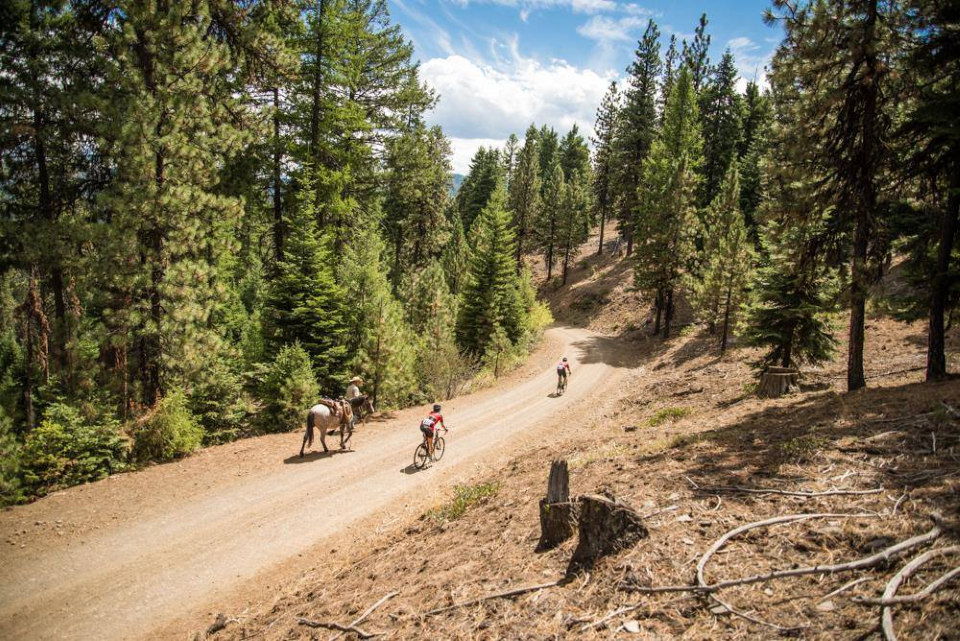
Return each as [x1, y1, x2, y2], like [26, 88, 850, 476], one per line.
[876, 546, 960, 641]
[422, 580, 562, 617]
[853, 546, 960, 609]
[941, 402, 960, 420]
[820, 577, 872, 603]
[579, 603, 642, 631]
[630, 513, 880, 595]
[328, 591, 398, 641]
[297, 618, 378, 639]
[696, 485, 883, 498]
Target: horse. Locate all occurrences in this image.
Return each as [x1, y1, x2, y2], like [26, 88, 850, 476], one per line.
[300, 401, 353, 457]
[349, 394, 376, 424]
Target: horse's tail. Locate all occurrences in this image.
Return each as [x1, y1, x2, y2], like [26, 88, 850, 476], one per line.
[306, 410, 315, 447]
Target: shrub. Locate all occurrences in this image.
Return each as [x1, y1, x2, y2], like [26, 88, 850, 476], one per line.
[257, 343, 319, 433]
[0, 407, 22, 505]
[424, 481, 502, 523]
[20, 402, 128, 496]
[188, 357, 254, 445]
[132, 390, 203, 462]
[648, 406, 692, 427]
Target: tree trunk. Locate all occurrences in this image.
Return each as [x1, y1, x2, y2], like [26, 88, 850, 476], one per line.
[569, 494, 647, 570]
[625, 223, 633, 257]
[719, 283, 732, 355]
[758, 367, 799, 398]
[927, 171, 958, 381]
[663, 288, 674, 339]
[653, 289, 663, 336]
[273, 87, 283, 263]
[562, 242, 570, 285]
[310, 0, 326, 225]
[537, 459, 577, 551]
[597, 204, 605, 255]
[847, 210, 869, 392]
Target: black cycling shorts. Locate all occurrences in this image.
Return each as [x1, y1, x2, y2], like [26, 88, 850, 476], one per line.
[420, 425, 434, 438]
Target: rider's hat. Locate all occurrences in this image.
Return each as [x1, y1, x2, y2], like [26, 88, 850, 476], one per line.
[433, 403, 442, 412]
[350, 376, 364, 384]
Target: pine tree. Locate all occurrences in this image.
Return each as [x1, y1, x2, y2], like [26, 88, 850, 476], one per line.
[699, 50, 743, 207]
[407, 261, 468, 399]
[682, 13, 712, 92]
[559, 172, 590, 285]
[502, 133, 520, 184]
[895, 0, 960, 381]
[508, 125, 541, 265]
[456, 147, 503, 231]
[737, 81, 772, 233]
[537, 125, 560, 191]
[263, 187, 348, 392]
[766, 0, 896, 391]
[538, 162, 567, 281]
[661, 34, 680, 110]
[696, 163, 754, 354]
[441, 208, 471, 296]
[591, 82, 619, 255]
[457, 190, 524, 354]
[743, 217, 839, 369]
[633, 66, 702, 338]
[613, 20, 661, 256]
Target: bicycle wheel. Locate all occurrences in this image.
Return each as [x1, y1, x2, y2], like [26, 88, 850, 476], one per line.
[414, 443, 430, 469]
[433, 437, 445, 461]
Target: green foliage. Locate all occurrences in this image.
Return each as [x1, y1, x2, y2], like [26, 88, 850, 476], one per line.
[457, 190, 525, 354]
[776, 435, 828, 464]
[699, 50, 743, 207]
[742, 217, 839, 369]
[257, 343, 319, 434]
[0, 408, 22, 505]
[648, 406, 692, 427]
[456, 147, 503, 231]
[423, 481, 502, 524]
[20, 403, 128, 497]
[263, 186, 348, 392]
[508, 125, 541, 261]
[132, 391, 203, 463]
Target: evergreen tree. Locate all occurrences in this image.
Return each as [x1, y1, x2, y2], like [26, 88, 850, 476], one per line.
[696, 163, 754, 354]
[737, 82, 772, 233]
[537, 125, 560, 191]
[766, 0, 896, 391]
[699, 50, 743, 207]
[661, 34, 680, 110]
[508, 125, 541, 265]
[263, 188, 347, 392]
[538, 162, 567, 281]
[457, 190, 524, 354]
[613, 20, 661, 256]
[441, 208, 471, 296]
[456, 147, 503, 231]
[743, 217, 839, 369]
[502, 133, 520, 184]
[559, 172, 590, 285]
[633, 66, 702, 338]
[591, 82, 619, 255]
[682, 13, 712, 92]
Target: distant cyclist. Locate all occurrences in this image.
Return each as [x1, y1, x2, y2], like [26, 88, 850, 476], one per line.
[419, 404, 447, 459]
[556, 357, 571, 395]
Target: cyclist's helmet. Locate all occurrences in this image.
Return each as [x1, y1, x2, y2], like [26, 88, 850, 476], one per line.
[562, 357, 568, 362]
[433, 404, 441, 412]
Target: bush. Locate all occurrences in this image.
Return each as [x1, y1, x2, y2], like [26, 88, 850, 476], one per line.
[188, 358, 254, 445]
[20, 402, 129, 497]
[423, 481, 502, 523]
[648, 406, 692, 427]
[0, 406, 22, 505]
[257, 343, 319, 433]
[132, 390, 203, 462]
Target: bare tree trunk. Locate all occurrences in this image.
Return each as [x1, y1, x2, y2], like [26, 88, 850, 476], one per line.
[653, 289, 663, 336]
[663, 288, 674, 339]
[562, 241, 570, 285]
[597, 204, 605, 255]
[927, 172, 958, 381]
[625, 223, 633, 257]
[719, 283, 732, 355]
[310, 0, 326, 224]
[273, 87, 283, 263]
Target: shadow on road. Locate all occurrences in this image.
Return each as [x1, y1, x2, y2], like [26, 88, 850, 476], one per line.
[284, 449, 354, 465]
[400, 463, 426, 475]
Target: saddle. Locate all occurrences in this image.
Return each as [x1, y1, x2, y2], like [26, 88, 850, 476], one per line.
[318, 397, 352, 425]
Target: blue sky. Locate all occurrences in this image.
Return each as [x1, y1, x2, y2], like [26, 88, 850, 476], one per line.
[387, 0, 782, 173]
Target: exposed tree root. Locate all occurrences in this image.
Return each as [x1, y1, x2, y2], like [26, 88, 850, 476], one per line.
[696, 485, 884, 498]
[422, 579, 563, 617]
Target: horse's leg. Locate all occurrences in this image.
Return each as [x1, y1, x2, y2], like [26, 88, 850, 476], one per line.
[300, 431, 307, 458]
[319, 418, 329, 453]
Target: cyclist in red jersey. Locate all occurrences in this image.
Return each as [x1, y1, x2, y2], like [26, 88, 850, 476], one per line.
[419, 404, 447, 459]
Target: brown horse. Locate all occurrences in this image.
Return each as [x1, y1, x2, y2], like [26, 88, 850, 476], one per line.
[349, 394, 376, 424]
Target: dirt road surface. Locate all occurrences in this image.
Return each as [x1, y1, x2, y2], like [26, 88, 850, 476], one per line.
[0, 326, 632, 640]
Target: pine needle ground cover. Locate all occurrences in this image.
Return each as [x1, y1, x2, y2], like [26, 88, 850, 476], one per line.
[215, 315, 960, 640]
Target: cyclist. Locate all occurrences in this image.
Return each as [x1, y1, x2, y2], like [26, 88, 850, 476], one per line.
[556, 357, 571, 394]
[419, 404, 447, 460]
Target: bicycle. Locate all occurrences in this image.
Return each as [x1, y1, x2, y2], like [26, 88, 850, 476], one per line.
[414, 427, 447, 470]
[556, 373, 568, 396]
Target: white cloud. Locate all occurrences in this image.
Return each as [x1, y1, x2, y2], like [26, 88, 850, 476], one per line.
[448, 137, 508, 174]
[726, 36, 773, 90]
[576, 14, 648, 42]
[420, 52, 614, 173]
[449, 0, 616, 15]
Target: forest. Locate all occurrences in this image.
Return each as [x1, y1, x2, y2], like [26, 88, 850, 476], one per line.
[0, 0, 957, 509]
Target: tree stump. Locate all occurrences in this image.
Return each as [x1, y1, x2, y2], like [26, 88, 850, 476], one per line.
[758, 367, 799, 398]
[570, 494, 648, 568]
[537, 460, 578, 551]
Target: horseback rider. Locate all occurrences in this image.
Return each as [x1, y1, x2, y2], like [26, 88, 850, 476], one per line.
[345, 376, 363, 429]
[419, 404, 447, 459]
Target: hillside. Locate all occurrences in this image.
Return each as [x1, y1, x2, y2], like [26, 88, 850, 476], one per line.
[210, 232, 960, 640]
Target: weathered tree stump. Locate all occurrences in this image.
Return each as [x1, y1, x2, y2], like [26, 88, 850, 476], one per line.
[570, 494, 648, 568]
[758, 367, 799, 398]
[537, 460, 578, 551]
